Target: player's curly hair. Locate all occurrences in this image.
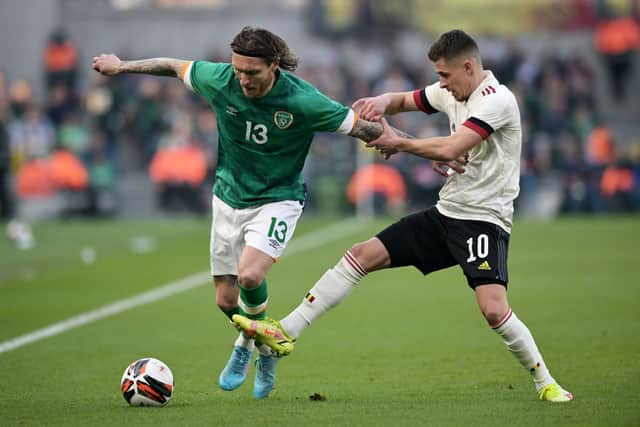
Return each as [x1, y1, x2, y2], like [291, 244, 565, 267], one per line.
[230, 26, 300, 71]
[428, 29, 480, 62]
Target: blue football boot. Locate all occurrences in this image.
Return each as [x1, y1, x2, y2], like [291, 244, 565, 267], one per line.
[219, 346, 253, 391]
[253, 354, 279, 399]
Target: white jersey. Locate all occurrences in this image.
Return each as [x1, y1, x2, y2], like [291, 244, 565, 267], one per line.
[413, 71, 521, 233]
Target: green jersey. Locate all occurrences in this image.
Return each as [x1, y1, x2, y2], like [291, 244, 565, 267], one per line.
[186, 61, 351, 208]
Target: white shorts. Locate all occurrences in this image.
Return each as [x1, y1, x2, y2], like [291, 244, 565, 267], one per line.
[209, 195, 304, 276]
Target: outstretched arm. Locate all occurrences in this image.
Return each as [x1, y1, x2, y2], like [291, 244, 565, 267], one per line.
[352, 92, 468, 173]
[352, 92, 417, 121]
[350, 118, 467, 171]
[92, 54, 189, 78]
[367, 118, 479, 163]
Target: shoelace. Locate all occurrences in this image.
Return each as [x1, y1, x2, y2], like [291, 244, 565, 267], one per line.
[231, 348, 252, 372]
[254, 356, 276, 376]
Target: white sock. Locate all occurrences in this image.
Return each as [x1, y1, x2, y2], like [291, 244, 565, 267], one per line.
[493, 309, 555, 392]
[280, 251, 366, 338]
[256, 343, 274, 356]
[234, 333, 255, 351]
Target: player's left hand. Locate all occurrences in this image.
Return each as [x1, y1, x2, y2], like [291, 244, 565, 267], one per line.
[433, 160, 466, 177]
[366, 118, 401, 157]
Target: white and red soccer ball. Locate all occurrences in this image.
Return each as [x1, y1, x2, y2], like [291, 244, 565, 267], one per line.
[121, 358, 174, 407]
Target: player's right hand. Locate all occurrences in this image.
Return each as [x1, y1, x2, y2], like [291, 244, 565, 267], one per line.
[433, 156, 467, 177]
[352, 95, 390, 121]
[92, 54, 122, 76]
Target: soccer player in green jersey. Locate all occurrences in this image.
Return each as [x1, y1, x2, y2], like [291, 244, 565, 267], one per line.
[92, 26, 397, 399]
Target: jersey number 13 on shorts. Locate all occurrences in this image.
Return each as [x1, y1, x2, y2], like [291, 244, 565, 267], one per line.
[268, 217, 288, 244]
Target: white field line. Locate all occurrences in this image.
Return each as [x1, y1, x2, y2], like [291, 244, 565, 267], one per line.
[0, 218, 369, 355]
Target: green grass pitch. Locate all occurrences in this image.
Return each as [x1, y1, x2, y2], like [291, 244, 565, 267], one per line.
[0, 215, 639, 426]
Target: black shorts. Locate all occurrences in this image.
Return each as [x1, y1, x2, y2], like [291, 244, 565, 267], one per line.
[376, 206, 510, 289]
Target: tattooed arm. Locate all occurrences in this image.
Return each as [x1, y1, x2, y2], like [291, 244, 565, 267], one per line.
[92, 54, 188, 78]
[348, 118, 414, 142]
[348, 118, 414, 158]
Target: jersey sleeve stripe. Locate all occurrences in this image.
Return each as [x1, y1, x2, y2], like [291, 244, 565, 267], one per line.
[181, 61, 194, 91]
[463, 117, 494, 139]
[412, 89, 437, 115]
[336, 109, 356, 134]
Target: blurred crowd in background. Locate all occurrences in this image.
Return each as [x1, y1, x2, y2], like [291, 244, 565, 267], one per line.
[1, 0, 639, 223]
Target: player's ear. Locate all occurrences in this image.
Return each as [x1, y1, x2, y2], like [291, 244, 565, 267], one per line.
[464, 59, 473, 75]
[271, 57, 280, 71]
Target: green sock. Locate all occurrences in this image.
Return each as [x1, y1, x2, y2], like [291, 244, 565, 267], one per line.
[222, 306, 239, 321]
[239, 279, 268, 320]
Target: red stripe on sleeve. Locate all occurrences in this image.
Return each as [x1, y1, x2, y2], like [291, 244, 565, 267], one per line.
[412, 89, 425, 112]
[462, 120, 490, 139]
[412, 89, 436, 115]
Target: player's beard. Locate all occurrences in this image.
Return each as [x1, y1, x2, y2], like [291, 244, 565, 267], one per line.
[242, 74, 275, 98]
[242, 86, 257, 97]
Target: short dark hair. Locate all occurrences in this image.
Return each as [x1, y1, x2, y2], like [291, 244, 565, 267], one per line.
[230, 26, 300, 71]
[428, 29, 480, 62]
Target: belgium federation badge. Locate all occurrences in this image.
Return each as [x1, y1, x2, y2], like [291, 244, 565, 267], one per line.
[274, 111, 294, 129]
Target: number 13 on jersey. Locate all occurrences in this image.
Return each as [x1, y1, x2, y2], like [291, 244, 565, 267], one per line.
[245, 121, 268, 144]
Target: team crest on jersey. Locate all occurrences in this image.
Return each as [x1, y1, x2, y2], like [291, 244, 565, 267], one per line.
[274, 111, 294, 129]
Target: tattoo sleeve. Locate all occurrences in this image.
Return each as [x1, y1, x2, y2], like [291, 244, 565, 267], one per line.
[348, 119, 414, 142]
[119, 58, 186, 78]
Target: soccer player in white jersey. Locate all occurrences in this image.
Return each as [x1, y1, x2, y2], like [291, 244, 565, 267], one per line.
[93, 27, 396, 399]
[234, 29, 573, 402]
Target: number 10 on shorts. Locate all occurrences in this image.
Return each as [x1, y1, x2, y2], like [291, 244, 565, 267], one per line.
[466, 234, 489, 262]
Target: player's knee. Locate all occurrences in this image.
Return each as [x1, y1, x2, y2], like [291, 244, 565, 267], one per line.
[347, 242, 368, 265]
[348, 238, 389, 272]
[237, 270, 263, 289]
[483, 310, 503, 326]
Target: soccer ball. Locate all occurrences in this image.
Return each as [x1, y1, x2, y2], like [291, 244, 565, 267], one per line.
[120, 358, 174, 407]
